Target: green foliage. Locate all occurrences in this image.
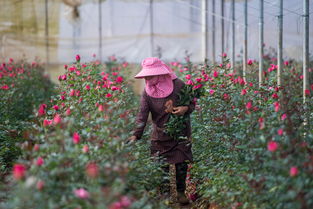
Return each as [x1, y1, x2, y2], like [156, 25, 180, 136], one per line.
[2, 58, 169, 209]
[0, 60, 55, 175]
[185, 55, 313, 209]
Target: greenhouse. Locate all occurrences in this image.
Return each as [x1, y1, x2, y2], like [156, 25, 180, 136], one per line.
[0, 0, 312, 208]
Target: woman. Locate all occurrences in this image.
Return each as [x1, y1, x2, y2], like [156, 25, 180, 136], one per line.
[128, 57, 194, 205]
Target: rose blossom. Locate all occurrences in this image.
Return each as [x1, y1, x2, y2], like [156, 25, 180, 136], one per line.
[36, 157, 44, 166]
[120, 196, 132, 207]
[85, 162, 99, 178]
[13, 164, 26, 180]
[75, 54, 80, 62]
[246, 101, 252, 110]
[53, 105, 59, 111]
[258, 117, 265, 129]
[82, 145, 89, 153]
[289, 166, 298, 177]
[36, 180, 44, 190]
[33, 144, 40, 151]
[116, 76, 123, 83]
[66, 108, 71, 116]
[72, 132, 80, 144]
[281, 113, 287, 120]
[53, 114, 62, 125]
[98, 105, 104, 112]
[74, 188, 89, 199]
[267, 141, 278, 152]
[241, 89, 247, 95]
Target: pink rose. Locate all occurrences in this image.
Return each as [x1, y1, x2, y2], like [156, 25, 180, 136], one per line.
[186, 80, 194, 85]
[74, 188, 89, 199]
[111, 86, 118, 91]
[66, 108, 71, 116]
[98, 105, 104, 112]
[43, 119, 52, 127]
[1, 85, 9, 90]
[241, 89, 247, 95]
[120, 196, 132, 207]
[53, 114, 62, 125]
[85, 163, 99, 178]
[277, 129, 283, 136]
[72, 132, 80, 144]
[209, 89, 215, 95]
[185, 74, 191, 80]
[13, 164, 26, 180]
[53, 105, 59, 111]
[36, 157, 44, 166]
[246, 101, 252, 110]
[33, 144, 40, 151]
[267, 141, 278, 152]
[36, 180, 44, 190]
[272, 93, 279, 99]
[69, 89, 75, 96]
[85, 85, 90, 90]
[258, 117, 265, 129]
[274, 102, 280, 112]
[75, 54, 81, 62]
[116, 76, 123, 83]
[247, 59, 253, 65]
[281, 113, 287, 120]
[109, 202, 123, 209]
[82, 145, 89, 153]
[289, 166, 298, 177]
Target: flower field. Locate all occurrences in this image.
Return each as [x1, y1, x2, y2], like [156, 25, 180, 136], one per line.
[1, 52, 313, 209]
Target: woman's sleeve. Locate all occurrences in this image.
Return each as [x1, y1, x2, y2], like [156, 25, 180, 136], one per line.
[133, 91, 150, 140]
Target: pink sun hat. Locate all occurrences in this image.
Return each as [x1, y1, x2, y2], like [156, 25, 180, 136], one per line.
[134, 57, 171, 79]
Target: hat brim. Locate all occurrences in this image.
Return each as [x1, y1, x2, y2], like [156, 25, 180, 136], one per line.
[134, 65, 170, 79]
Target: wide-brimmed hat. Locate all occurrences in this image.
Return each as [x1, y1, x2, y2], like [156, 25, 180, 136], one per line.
[134, 57, 170, 79]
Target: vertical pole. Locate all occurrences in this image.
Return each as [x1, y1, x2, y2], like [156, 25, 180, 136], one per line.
[202, 0, 208, 62]
[212, 0, 216, 64]
[45, 0, 49, 68]
[150, 0, 154, 57]
[243, 0, 247, 80]
[98, 0, 102, 62]
[221, 0, 224, 61]
[277, 0, 283, 86]
[231, 0, 235, 70]
[108, 0, 113, 36]
[303, 0, 309, 103]
[259, 0, 264, 87]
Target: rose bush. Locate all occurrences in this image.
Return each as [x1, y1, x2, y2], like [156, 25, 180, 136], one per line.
[2, 52, 313, 209]
[0, 59, 55, 176]
[2, 57, 168, 209]
[183, 54, 313, 209]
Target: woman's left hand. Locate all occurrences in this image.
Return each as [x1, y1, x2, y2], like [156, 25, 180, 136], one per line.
[172, 106, 189, 116]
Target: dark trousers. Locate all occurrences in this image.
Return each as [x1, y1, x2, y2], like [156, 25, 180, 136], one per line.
[161, 162, 188, 193]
